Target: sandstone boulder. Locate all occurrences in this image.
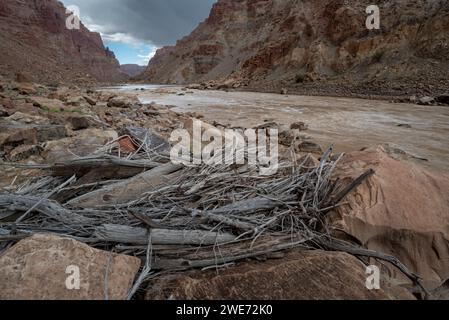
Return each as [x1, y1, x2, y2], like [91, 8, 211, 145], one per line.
[0, 112, 69, 151]
[65, 115, 98, 131]
[0, 125, 38, 149]
[329, 146, 449, 291]
[5, 112, 48, 125]
[66, 96, 87, 107]
[83, 95, 97, 106]
[107, 96, 139, 109]
[17, 83, 38, 95]
[145, 250, 414, 300]
[42, 128, 118, 162]
[35, 125, 68, 142]
[30, 97, 66, 112]
[0, 234, 141, 300]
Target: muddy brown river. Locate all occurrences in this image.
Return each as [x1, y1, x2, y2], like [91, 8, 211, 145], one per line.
[108, 85, 449, 172]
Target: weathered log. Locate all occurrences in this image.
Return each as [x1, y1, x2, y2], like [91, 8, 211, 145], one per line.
[208, 197, 281, 215]
[0, 195, 92, 225]
[199, 211, 256, 231]
[150, 237, 311, 270]
[129, 210, 161, 229]
[67, 163, 184, 208]
[1, 155, 163, 171]
[94, 224, 236, 245]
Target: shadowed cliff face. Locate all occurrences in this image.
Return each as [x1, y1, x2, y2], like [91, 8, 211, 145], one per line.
[0, 0, 128, 84]
[139, 0, 449, 94]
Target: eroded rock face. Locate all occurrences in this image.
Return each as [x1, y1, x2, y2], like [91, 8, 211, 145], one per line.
[139, 0, 449, 95]
[0, 0, 127, 83]
[0, 234, 141, 300]
[145, 250, 414, 300]
[329, 146, 449, 291]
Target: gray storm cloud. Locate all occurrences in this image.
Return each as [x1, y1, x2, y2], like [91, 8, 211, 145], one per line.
[61, 0, 217, 46]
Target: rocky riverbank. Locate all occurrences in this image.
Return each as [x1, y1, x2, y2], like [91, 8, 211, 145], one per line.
[1, 78, 449, 300]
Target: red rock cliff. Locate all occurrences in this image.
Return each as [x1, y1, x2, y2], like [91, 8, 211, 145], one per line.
[139, 0, 449, 93]
[0, 0, 127, 83]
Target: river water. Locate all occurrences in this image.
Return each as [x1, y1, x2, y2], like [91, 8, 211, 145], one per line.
[106, 85, 449, 172]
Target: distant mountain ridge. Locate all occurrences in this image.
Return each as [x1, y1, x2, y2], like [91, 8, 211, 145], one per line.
[120, 64, 147, 77]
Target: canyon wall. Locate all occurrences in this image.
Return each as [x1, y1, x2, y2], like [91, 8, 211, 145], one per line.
[139, 0, 449, 95]
[120, 64, 147, 77]
[0, 0, 127, 84]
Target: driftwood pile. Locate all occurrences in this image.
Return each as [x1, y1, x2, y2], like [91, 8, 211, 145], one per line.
[0, 131, 427, 299]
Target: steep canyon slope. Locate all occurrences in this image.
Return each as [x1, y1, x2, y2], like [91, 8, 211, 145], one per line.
[0, 0, 127, 84]
[140, 0, 449, 96]
[120, 64, 147, 77]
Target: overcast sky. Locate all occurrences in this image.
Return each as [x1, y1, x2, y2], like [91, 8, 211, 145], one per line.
[61, 0, 216, 65]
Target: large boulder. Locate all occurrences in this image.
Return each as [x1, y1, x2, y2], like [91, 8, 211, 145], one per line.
[329, 146, 449, 291]
[145, 250, 414, 300]
[3, 112, 48, 125]
[65, 114, 99, 131]
[107, 96, 140, 109]
[0, 114, 67, 157]
[0, 234, 141, 300]
[0, 125, 38, 148]
[16, 83, 38, 95]
[42, 128, 118, 162]
[29, 97, 66, 112]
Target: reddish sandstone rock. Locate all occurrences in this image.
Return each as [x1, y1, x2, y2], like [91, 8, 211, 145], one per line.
[107, 96, 140, 109]
[329, 146, 449, 291]
[145, 250, 415, 300]
[0, 234, 141, 300]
